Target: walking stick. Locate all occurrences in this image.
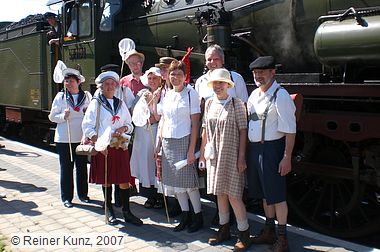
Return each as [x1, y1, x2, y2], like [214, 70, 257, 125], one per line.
[120, 60, 125, 80]
[104, 152, 108, 224]
[148, 120, 170, 223]
[64, 86, 74, 162]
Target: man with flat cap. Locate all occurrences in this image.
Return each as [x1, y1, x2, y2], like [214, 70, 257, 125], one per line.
[246, 56, 296, 252]
[45, 12, 61, 46]
[155, 57, 175, 96]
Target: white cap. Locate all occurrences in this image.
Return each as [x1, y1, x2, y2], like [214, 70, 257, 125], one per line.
[95, 71, 119, 84]
[62, 68, 85, 83]
[141, 67, 161, 86]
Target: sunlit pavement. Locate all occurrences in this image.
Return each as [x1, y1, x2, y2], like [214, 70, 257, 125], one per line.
[0, 137, 376, 252]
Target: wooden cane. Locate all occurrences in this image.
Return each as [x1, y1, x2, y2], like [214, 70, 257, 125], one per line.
[104, 152, 108, 224]
[120, 60, 125, 79]
[148, 119, 170, 223]
[64, 86, 74, 162]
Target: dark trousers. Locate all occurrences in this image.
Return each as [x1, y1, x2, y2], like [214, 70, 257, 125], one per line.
[56, 143, 88, 202]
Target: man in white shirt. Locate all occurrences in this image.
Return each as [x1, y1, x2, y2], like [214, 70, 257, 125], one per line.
[246, 56, 296, 252]
[195, 44, 248, 102]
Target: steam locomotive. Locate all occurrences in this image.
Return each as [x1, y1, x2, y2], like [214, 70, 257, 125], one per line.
[0, 0, 380, 238]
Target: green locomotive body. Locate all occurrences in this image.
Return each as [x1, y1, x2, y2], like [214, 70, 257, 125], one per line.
[1, 0, 380, 239]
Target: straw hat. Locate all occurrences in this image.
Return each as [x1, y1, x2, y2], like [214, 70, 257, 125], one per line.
[95, 71, 119, 85]
[207, 68, 234, 88]
[125, 49, 145, 62]
[141, 67, 161, 86]
[62, 68, 85, 83]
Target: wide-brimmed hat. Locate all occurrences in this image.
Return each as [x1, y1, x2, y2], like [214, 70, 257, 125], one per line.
[62, 68, 85, 83]
[155, 57, 175, 68]
[207, 68, 234, 88]
[95, 71, 119, 85]
[125, 49, 145, 62]
[141, 67, 162, 86]
[249, 56, 275, 70]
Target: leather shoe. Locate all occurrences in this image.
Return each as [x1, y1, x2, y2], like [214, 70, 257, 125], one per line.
[63, 200, 73, 208]
[79, 196, 90, 203]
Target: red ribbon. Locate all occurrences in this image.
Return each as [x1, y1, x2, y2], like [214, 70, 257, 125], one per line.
[73, 107, 80, 112]
[112, 115, 120, 124]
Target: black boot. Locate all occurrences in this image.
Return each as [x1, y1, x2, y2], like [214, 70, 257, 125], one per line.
[102, 186, 117, 225]
[168, 198, 182, 217]
[120, 188, 143, 226]
[114, 185, 121, 207]
[173, 211, 190, 232]
[188, 212, 203, 233]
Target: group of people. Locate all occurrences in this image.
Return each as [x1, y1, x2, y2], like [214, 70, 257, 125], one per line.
[48, 43, 296, 252]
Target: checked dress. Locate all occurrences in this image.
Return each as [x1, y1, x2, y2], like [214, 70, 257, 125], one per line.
[204, 96, 247, 198]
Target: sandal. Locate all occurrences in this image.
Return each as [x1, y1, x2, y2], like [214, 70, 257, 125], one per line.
[144, 198, 156, 209]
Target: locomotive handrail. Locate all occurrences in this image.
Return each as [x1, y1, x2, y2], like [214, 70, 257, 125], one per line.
[62, 38, 96, 47]
[127, 0, 222, 20]
[318, 7, 367, 26]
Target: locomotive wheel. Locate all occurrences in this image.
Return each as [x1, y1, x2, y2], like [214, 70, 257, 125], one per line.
[288, 146, 380, 238]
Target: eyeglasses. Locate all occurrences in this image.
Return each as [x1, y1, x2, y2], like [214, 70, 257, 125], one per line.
[128, 61, 142, 66]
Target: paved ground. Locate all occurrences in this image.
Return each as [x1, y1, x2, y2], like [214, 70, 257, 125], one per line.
[0, 137, 378, 252]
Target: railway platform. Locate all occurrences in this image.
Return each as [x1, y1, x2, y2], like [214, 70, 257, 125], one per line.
[0, 136, 378, 252]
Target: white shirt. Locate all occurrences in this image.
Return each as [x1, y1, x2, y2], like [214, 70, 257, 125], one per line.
[82, 96, 133, 139]
[247, 81, 296, 142]
[94, 86, 135, 109]
[195, 70, 249, 102]
[158, 86, 201, 139]
[48, 91, 92, 143]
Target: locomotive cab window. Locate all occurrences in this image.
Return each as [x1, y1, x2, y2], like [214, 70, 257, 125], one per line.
[65, 0, 92, 38]
[99, 0, 121, 32]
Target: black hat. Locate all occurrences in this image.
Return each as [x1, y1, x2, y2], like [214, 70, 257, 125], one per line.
[44, 12, 57, 19]
[249, 56, 275, 70]
[100, 64, 120, 73]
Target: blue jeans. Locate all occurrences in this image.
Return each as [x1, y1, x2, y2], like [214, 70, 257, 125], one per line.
[56, 143, 88, 202]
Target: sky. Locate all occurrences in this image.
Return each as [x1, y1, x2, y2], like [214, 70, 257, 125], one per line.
[1, 0, 61, 22]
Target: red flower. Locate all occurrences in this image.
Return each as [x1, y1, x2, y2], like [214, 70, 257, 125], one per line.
[112, 115, 120, 124]
[73, 107, 80, 112]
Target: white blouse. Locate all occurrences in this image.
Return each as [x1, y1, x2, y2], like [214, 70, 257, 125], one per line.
[247, 81, 296, 142]
[82, 95, 133, 140]
[48, 91, 92, 143]
[158, 86, 200, 139]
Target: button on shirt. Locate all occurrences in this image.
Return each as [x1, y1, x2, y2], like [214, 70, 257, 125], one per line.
[247, 81, 296, 142]
[195, 70, 249, 102]
[158, 86, 201, 139]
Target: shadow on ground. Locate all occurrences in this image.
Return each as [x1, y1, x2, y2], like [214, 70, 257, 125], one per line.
[0, 180, 47, 193]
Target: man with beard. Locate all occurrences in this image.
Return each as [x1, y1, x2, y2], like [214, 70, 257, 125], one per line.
[246, 56, 296, 252]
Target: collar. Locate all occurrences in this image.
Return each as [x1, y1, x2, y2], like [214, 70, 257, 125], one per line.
[65, 89, 86, 110]
[264, 80, 280, 97]
[94, 92, 122, 117]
